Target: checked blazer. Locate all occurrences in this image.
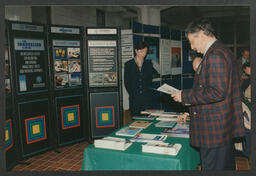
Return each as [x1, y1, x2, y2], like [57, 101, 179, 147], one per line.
[182, 40, 245, 148]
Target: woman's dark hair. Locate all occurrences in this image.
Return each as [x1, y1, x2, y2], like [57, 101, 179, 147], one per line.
[135, 41, 148, 50]
[185, 18, 215, 37]
[242, 62, 250, 70]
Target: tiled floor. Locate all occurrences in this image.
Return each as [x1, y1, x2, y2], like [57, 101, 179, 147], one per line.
[10, 141, 251, 171]
[11, 141, 90, 171]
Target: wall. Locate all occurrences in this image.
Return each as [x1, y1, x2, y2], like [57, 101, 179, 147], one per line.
[51, 6, 97, 26]
[5, 6, 32, 22]
[105, 12, 131, 29]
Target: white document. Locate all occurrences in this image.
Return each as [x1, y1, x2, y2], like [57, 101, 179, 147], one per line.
[150, 111, 181, 117]
[130, 133, 167, 144]
[156, 116, 178, 122]
[156, 83, 179, 95]
[142, 143, 182, 156]
[94, 137, 132, 151]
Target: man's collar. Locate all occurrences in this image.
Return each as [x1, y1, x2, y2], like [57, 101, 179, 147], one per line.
[203, 39, 217, 56]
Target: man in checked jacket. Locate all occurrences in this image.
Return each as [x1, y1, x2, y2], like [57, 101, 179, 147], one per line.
[171, 18, 245, 170]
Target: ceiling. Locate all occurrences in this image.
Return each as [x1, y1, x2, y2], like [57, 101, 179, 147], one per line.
[161, 6, 250, 29]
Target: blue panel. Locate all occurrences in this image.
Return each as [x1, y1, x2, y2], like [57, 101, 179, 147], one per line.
[132, 21, 143, 33]
[143, 24, 159, 34]
[182, 40, 194, 74]
[160, 26, 170, 39]
[170, 29, 181, 40]
[144, 37, 159, 62]
[181, 31, 186, 40]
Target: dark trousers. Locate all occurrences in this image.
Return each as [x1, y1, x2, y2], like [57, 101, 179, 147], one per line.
[243, 129, 251, 158]
[200, 144, 236, 171]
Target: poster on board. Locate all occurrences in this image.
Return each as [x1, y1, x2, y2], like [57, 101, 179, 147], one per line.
[88, 40, 118, 87]
[160, 39, 172, 75]
[14, 38, 47, 93]
[52, 40, 82, 88]
[170, 40, 182, 75]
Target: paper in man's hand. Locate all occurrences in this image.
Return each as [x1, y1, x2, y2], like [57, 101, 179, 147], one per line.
[156, 83, 179, 95]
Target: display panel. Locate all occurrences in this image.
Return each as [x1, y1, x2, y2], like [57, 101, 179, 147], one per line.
[90, 92, 119, 137]
[56, 95, 85, 145]
[18, 99, 51, 157]
[52, 40, 82, 89]
[14, 38, 47, 93]
[87, 40, 118, 87]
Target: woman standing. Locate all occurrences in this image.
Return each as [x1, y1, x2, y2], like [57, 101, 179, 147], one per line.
[124, 41, 153, 117]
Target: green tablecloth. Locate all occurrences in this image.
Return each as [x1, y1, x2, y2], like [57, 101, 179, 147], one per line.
[82, 120, 200, 170]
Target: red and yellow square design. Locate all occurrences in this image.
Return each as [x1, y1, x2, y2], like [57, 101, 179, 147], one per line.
[61, 105, 80, 130]
[25, 115, 47, 144]
[95, 106, 115, 128]
[5, 119, 14, 151]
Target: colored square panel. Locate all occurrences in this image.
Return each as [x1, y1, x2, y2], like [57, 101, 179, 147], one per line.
[95, 106, 115, 128]
[61, 105, 80, 130]
[67, 112, 75, 121]
[32, 124, 40, 135]
[25, 115, 47, 144]
[5, 119, 13, 151]
[102, 113, 109, 121]
[6, 130, 9, 141]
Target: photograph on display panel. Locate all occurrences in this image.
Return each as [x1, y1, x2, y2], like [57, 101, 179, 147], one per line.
[54, 47, 67, 60]
[171, 47, 181, 67]
[67, 48, 80, 59]
[68, 60, 81, 72]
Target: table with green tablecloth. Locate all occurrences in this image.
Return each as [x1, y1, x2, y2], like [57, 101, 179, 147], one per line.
[82, 120, 200, 170]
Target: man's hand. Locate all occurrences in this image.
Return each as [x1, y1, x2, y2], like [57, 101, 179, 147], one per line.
[177, 113, 189, 123]
[171, 90, 182, 103]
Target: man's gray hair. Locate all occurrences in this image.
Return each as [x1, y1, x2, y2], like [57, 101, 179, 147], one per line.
[185, 18, 215, 38]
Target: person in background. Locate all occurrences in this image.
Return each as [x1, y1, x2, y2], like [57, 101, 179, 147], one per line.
[171, 18, 245, 170]
[241, 49, 250, 65]
[235, 62, 251, 161]
[242, 62, 251, 159]
[237, 49, 250, 81]
[241, 62, 251, 97]
[124, 41, 153, 117]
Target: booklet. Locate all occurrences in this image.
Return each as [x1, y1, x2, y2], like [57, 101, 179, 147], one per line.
[140, 109, 165, 115]
[132, 115, 156, 120]
[142, 143, 182, 156]
[115, 126, 143, 137]
[161, 123, 189, 138]
[155, 121, 177, 128]
[155, 83, 179, 95]
[150, 111, 182, 117]
[156, 115, 178, 121]
[94, 137, 132, 151]
[130, 133, 167, 143]
[129, 120, 152, 129]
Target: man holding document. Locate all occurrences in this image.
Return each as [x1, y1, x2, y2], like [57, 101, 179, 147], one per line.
[171, 18, 245, 170]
